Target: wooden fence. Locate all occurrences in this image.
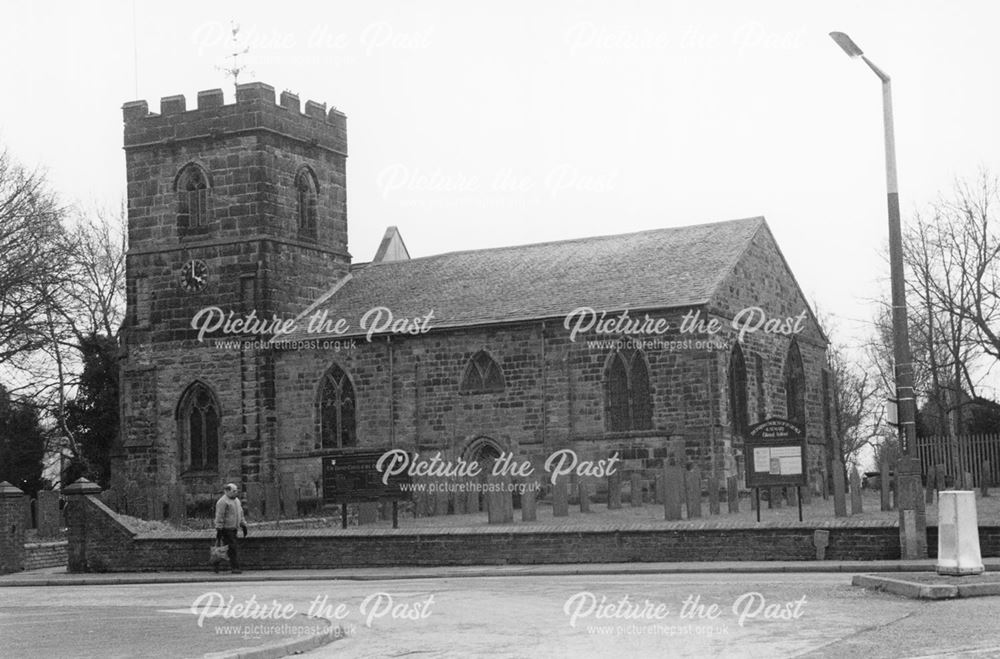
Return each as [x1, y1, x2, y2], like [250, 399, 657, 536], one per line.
[916, 434, 1000, 486]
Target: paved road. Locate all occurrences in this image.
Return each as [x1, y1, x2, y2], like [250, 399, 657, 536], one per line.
[2, 573, 999, 658]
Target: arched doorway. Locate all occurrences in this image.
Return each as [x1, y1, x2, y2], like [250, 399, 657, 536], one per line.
[463, 437, 505, 512]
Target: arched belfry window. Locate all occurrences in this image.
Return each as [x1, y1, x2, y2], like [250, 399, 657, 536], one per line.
[176, 163, 210, 230]
[605, 350, 652, 431]
[728, 343, 749, 439]
[295, 167, 318, 236]
[784, 340, 806, 426]
[178, 381, 220, 471]
[460, 350, 505, 394]
[319, 364, 356, 448]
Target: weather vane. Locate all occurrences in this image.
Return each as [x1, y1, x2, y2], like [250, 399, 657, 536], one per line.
[217, 21, 252, 91]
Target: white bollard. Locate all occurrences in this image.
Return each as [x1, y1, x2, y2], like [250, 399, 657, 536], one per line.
[936, 490, 984, 576]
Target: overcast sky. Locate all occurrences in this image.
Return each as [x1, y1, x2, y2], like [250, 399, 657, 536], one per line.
[2, 1, 998, 387]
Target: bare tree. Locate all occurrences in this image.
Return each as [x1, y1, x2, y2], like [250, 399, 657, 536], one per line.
[0, 149, 66, 367]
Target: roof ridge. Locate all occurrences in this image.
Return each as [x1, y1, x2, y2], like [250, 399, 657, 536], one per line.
[360, 216, 765, 268]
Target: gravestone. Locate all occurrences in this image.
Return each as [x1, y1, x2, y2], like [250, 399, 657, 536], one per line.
[801, 477, 812, 505]
[145, 486, 165, 520]
[983, 461, 991, 498]
[486, 475, 513, 524]
[244, 483, 263, 522]
[707, 475, 720, 515]
[36, 490, 61, 536]
[925, 467, 936, 504]
[280, 482, 298, 518]
[466, 489, 479, 515]
[769, 487, 782, 509]
[521, 484, 537, 522]
[663, 464, 683, 521]
[787, 485, 798, 508]
[685, 467, 702, 519]
[832, 464, 847, 517]
[880, 456, 892, 511]
[654, 474, 664, 504]
[850, 468, 863, 514]
[358, 502, 379, 525]
[453, 489, 467, 515]
[578, 481, 591, 513]
[630, 473, 642, 507]
[264, 484, 281, 521]
[553, 476, 569, 517]
[813, 529, 830, 560]
[935, 464, 947, 494]
[436, 490, 451, 516]
[607, 471, 622, 510]
[963, 471, 974, 491]
[726, 476, 739, 513]
[168, 484, 185, 526]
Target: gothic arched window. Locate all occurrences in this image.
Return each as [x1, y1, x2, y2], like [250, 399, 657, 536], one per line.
[460, 350, 505, 394]
[319, 364, 356, 448]
[729, 343, 749, 439]
[176, 163, 210, 230]
[295, 167, 318, 236]
[605, 350, 652, 431]
[784, 340, 806, 426]
[178, 382, 220, 471]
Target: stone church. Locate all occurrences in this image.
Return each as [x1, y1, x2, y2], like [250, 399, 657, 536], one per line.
[119, 82, 834, 506]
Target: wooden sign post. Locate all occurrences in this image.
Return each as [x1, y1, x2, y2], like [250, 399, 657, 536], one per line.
[745, 418, 808, 522]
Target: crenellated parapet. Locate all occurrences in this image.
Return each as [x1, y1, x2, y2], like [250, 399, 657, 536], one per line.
[122, 82, 347, 155]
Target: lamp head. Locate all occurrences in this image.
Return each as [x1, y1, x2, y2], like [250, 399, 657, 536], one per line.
[830, 32, 864, 58]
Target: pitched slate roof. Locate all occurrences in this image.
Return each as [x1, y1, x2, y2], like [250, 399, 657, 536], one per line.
[285, 216, 766, 340]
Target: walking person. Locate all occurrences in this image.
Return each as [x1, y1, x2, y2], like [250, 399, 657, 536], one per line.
[214, 483, 248, 573]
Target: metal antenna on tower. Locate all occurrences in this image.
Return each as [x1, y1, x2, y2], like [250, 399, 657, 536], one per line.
[217, 21, 252, 91]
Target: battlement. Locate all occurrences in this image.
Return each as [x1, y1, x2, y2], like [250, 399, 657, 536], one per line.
[122, 82, 347, 155]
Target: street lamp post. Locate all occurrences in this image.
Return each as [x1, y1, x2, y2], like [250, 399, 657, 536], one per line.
[829, 31, 927, 559]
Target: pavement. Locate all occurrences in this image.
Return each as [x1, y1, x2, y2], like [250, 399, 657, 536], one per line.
[2, 557, 999, 587]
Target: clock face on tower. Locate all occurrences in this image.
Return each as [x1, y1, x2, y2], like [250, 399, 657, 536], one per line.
[179, 259, 209, 292]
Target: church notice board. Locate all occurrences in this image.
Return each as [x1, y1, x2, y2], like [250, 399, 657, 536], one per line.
[321, 451, 412, 504]
[744, 418, 807, 488]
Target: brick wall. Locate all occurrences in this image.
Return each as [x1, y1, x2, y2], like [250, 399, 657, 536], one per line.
[65, 494, 999, 572]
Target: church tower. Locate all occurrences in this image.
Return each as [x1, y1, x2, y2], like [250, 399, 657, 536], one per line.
[119, 82, 349, 499]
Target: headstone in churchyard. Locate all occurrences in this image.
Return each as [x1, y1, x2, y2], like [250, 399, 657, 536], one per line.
[36, 490, 61, 536]
[963, 471, 974, 490]
[521, 483, 537, 522]
[813, 529, 830, 560]
[607, 471, 622, 510]
[436, 489, 451, 516]
[935, 464, 947, 494]
[769, 487, 782, 509]
[168, 484, 185, 526]
[983, 460, 991, 498]
[244, 482, 263, 521]
[685, 467, 702, 518]
[553, 475, 569, 517]
[654, 474, 664, 504]
[145, 486, 164, 520]
[579, 480, 591, 512]
[726, 476, 739, 513]
[708, 475, 720, 515]
[925, 467, 936, 504]
[281, 482, 298, 518]
[486, 475, 513, 524]
[453, 488, 467, 515]
[850, 468, 863, 514]
[801, 477, 812, 505]
[663, 464, 683, 521]
[358, 502, 379, 525]
[466, 489, 479, 515]
[832, 465, 847, 517]
[787, 484, 798, 508]
[630, 473, 642, 507]
[264, 484, 281, 521]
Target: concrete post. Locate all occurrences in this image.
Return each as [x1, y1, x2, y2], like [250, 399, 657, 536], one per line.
[0, 482, 26, 574]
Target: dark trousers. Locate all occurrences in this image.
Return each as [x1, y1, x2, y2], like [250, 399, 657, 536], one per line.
[219, 529, 240, 569]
